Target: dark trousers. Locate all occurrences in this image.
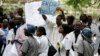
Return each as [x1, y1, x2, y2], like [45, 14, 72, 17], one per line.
[98, 49, 100, 55]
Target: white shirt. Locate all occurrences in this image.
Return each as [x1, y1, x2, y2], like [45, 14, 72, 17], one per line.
[44, 19, 63, 49]
[6, 29, 15, 44]
[0, 28, 5, 36]
[96, 22, 100, 38]
[90, 24, 98, 36]
[72, 32, 83, 56]
[62, 32, 75, 56]
[93, 22, 100, 54]
[37, 35, 49, 56]
[57, 32, 82, 56]
[55, 32, 75, 56]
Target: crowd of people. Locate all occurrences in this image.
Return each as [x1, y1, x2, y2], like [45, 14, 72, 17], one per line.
[0, 6, 100, 56]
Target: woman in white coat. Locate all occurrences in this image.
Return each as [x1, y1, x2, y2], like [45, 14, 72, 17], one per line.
[55, 24, 73, 56]
[36, 26, 49, 56]
[56, 22, 83, 56]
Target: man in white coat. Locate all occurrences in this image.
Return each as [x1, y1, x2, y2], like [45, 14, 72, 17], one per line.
[42, 14, 63, 49]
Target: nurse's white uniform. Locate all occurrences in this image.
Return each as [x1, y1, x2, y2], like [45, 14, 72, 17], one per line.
[6, 29, 15, 44]
[55, 31, 83, 56]
[90, 23, 98, 36]
[71, 32, 83, 56]
[94, 22, 100, 54]
[37, 35, 49, 56]
[44, 19, 63, 49]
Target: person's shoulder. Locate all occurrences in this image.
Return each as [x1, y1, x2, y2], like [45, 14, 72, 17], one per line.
[25, 37, 34, 43]
[69, 31, 74, 34]
[65, 31, 75, 40]
[40, 36, 48, 45]
[0, 28, 5, 35]
[91, 23, 97, 27]
[66, 31, 74, 37]
[41, 35, 47, 38]
[83, 40, 89, 44]
[18, 24, 26, 29]
[8, 29, 14, 34]
[28, 36, 34, 39]
[41, 35, 48, 40]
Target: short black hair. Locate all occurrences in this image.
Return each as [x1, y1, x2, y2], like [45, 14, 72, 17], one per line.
[9, 20, 16, 28]
[66, 15, 75, 24]
[17, 8, 23, 16]
[87, 15, 92, 21]
[80, 14, 88, 23]
[62, 24, 71, 34]
[37, 26, 46, 35]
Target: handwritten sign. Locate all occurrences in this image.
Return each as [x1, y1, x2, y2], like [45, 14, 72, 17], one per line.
[40, 0, 59, 15]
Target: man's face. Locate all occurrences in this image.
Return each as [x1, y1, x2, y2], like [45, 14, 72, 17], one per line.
[14, 17, 22, 25]
[2, 21, 8, 28]
[56, 16, 62, 25]
[59, 25, 64, 33]
[74, 22, 81, 31]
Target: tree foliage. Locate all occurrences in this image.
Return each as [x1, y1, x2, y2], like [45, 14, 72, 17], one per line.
[65, 0, 92, 10]
[3, 2, 23, 14]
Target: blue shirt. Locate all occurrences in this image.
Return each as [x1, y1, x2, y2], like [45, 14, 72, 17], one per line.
[2, 28, 9, 44]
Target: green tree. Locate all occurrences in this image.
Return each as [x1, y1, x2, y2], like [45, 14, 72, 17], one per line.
[65, 0, 92, 12]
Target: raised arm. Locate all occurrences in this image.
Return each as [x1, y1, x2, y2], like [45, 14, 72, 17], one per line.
[41, 14, 55, 28]
[56, 7, 66, 21]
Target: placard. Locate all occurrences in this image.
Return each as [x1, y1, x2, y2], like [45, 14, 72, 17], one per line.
[40, 0, 59, 15]
[24, 1, 57, 26]
[25, 1, 45, 26]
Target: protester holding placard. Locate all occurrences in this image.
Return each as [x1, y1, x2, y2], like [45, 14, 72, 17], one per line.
[42, 14, 62, 48]
[1, 1, 100, 56]
[43, 7, 66, 49]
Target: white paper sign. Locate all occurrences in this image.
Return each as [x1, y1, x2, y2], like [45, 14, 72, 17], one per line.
[25, 1, 57, 26]
[25, 1, 45, 26]
[40, 0, 59, 15]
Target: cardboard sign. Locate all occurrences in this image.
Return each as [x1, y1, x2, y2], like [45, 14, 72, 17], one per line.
[40, 0, 59, 15]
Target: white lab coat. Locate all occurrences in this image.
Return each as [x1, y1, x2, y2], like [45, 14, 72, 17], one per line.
[94, 22, 100, 54]
[72, 32, 83, 56]
[44, 19, 63, 49]
[55, 31, 82, 56]
[37, 35, 49, 56]
[90, 24, 98, 36]
[6, 29, 15, 44]
[0, 28, 5, 36]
